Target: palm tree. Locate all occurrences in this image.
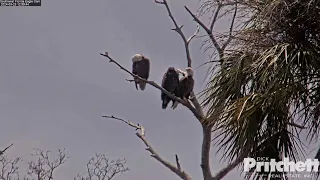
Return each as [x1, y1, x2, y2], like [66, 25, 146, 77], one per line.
[200, 0, 320, 179]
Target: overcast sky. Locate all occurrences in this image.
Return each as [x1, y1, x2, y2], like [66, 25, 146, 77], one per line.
[0, 0, 318, 180]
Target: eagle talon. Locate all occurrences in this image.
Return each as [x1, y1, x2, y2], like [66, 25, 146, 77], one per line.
[172, 101, 179, 109]
[184, 97, 192, 105]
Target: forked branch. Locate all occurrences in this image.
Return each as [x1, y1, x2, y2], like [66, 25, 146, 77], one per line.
[154, 1, 216, 180]
[74, 153, 129, 180]
[27, 149, 69, 180]
[184, 6, 223, 58]
[185, 1, 240, 59]
[102, 115, 145, 136]
[0, 154, 20, 180]
[155, 0, 199, 68]
[103, 115, 192, 180]
[210, 4, 222, 33]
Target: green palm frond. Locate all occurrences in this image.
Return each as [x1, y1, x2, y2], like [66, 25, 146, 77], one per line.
[201, 43, 320, 178]
[199, 0, 320, 178]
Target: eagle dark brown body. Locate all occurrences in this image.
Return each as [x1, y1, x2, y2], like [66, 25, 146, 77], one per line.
[161, 67, 180, 109]
[132, 54, 150, 91]
[172, 67, 194, 109]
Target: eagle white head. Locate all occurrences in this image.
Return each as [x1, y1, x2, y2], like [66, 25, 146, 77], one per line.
[186, 67, 193, 77]
[132, 54, 143, 62]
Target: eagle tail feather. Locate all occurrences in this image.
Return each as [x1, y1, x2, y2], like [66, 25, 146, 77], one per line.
[135, 82, 138, 90]
[162, 98, 169, 109]
[139, 82, 146, 91]
[134, 78, 139, 90]
[172, 101, 179, 110]
[171, 100, 176, 108]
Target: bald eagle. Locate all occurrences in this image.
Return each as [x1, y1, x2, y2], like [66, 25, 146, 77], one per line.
[161, 67, 180, 109]
[132, 54, 150, 91]
[172, 67, 194, 109]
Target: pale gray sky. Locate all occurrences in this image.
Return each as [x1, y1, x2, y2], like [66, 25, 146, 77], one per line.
[0, 0, 318, 180]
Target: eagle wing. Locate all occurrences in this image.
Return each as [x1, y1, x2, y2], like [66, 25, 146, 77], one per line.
[186, 77, 195, 98]
[188, 77, 195, 92]
[132, 62, 139, 90]
[169, 71, 179, 92]
[162, 69, 179, 92]
[132, 62, 137, 75]
[136, 58, 150, 80]
[178, 76, 193, 98]
[161, 71, 167, 88]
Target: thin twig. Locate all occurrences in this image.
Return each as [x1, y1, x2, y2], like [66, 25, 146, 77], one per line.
[103, 115, 192, 180]
[210, 4, 222, 32]
[287, 122, 307, 129]
[222, 3, 238, 50]
[195, 60, 220, 70]
[175, 155, 181, 171]
[102, 115, 145, 136]
[187, 26, 200, 44]
[184, 6, 223, 59]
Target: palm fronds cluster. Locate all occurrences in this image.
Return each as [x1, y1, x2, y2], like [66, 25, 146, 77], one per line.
[201, 0, 320, 178]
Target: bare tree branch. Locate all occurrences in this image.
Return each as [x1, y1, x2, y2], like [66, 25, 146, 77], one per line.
[0, 155, 20, 180]
[211, 154, 245, 180]
[26, 149, 69, 180]
[201, 126, 213, 180]
[0, 147, 123, 180]
[101, 1, 245, 180]
[183, 3, 244, 179]
[184, 6, 223, 58]
[154, 0, 205, 120]
[189, 91, 205, 121]
[186, 1, 242, 61]
[221, 3, 238, 50]
[0, 148, 70, 180]
[0, 144, 13, 156]
[153, 2, 215, 179]
[102, 115, 145, 136]
[210, 4, 222, 33]
[187, 26, 200, 44]
[155, 0, 199, 68]
[74, 153, 129, 180]
[103, 115, 192, 180]
[100, 52, 204, 120]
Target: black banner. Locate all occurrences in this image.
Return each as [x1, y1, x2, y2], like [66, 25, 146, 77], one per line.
[0, 0, 41, 6]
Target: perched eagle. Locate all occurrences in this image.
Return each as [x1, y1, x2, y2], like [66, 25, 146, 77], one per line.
[161, 67, 180, 109]
[172, 67, 195, 109]
[132, 54, 150, 91]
